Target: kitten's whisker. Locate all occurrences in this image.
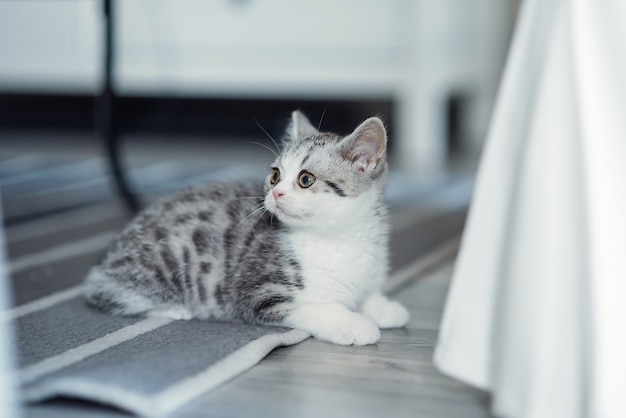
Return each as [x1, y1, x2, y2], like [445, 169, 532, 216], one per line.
[318, 108, 327, 131]
[250, 208, 268, 229]
[243, 205, 266, 222]
[243, 206, 269, 231]
[232, 206, 266, 231]
[252, 186, 267, 195]
[254, 119, 281, 154]
[246, 141, 278, 158]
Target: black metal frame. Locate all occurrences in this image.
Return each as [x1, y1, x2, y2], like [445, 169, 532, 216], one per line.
[101, 0, 140, 214]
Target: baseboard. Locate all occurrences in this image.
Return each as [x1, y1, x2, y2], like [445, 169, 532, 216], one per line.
[0, 92, 394, 142]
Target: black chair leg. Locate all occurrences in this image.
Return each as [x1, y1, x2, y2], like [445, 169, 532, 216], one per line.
[100, 0, 140, 214]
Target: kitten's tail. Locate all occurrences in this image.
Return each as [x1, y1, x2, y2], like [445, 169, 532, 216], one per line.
[83, 267, 152, 316]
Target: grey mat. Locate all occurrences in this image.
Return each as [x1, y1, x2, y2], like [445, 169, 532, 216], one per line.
[12, 291, 309, 416]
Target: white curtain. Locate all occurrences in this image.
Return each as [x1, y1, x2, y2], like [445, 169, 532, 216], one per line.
[434, 0, 626, 417]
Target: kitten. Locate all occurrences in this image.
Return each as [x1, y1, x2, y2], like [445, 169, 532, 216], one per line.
[85, 111, 410, 345]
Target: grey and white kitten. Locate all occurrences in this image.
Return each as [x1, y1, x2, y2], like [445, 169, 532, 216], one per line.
[85, 111, 409, 345]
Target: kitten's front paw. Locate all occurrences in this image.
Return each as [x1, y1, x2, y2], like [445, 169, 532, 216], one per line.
[320, 315, 380, 346]
[374, 300, 410, 329]
[286, 304, 380, 346]
[361, 294, 410, 329]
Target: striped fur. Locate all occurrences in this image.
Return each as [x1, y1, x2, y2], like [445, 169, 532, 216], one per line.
[84, 111, 409, 345]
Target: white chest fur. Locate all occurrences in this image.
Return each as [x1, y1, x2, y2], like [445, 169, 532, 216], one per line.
[287, 224, 388, 309]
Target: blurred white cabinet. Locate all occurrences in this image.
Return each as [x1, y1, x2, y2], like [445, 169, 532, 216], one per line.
[0, 0, 514, 172]
[117, 0, 401, 98]
[0, 1, 101, 92]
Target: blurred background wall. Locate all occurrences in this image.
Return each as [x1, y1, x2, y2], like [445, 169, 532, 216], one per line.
[0, 0, 519, 173]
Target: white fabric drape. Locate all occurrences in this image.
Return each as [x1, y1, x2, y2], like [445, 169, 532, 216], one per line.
[434, 0, 626, 417]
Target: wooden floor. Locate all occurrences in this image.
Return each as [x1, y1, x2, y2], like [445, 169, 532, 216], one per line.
[1, 134, 491, 418]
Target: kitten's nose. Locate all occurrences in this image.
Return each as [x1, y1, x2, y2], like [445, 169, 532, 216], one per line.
[272, 189, 284, 201]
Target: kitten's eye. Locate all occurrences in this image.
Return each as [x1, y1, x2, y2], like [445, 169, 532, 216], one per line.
[269, 168, 281, 185]
[298, 171, 316, 188]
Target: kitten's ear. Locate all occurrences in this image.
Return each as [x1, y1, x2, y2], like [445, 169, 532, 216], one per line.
[342, 117, 387, 173]
[288, 110, 319, 140]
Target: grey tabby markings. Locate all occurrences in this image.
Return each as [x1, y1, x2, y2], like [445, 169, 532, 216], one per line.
[325, 181, 347, 197]
[84, 110, 390, 335]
